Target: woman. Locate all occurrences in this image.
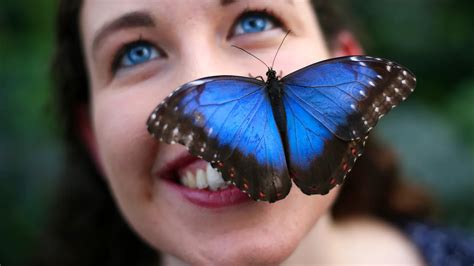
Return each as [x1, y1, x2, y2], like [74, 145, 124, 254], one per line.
[33, 0, 473, 265]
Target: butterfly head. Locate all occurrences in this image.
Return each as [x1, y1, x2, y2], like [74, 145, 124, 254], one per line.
[266, 69, 277, 80]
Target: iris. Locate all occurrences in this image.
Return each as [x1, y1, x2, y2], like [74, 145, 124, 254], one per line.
[121, 42, 159, 67]
[235, 12, 276, 35]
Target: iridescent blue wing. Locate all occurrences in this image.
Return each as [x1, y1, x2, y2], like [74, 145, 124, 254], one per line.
[282, 56, 416, 194]
[281, 56, 416, 141]
[147, 76, 291, 202]
[284, 93, 365, 194]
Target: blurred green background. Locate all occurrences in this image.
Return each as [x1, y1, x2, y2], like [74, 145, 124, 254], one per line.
[1, 0, 473, 265]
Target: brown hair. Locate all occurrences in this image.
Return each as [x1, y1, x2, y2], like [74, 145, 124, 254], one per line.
[32, 0, 431, 265]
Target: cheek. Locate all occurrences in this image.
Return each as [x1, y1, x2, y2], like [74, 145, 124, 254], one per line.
[92, 89, 159, 207]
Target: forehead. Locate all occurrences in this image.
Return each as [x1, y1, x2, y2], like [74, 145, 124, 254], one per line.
[82, 0, 268, 32]
[80, 0, 319, 60]
[81, 0, 309, 34]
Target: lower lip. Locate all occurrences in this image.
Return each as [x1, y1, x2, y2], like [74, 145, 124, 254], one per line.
[162, 178, 252, 208]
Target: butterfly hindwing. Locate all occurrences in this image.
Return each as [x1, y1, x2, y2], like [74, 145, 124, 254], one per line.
[281, 56, 416, 141]
[147, 76, 291, 202]
[283, 90, 365, 194]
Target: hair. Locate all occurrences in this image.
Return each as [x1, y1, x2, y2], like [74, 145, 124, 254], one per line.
[31, 0, 432, 265]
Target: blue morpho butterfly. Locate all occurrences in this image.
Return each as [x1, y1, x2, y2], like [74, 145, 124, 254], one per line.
[146, 36, 416, 203]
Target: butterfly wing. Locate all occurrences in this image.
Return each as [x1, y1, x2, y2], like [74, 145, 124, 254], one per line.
[147, 76, 291, 202]
[281, 56, 416, 194]
[284, 92, 365, 194]
[281, 56, 416, 141]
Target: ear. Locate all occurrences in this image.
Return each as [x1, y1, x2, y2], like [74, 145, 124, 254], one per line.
[76, 104, 102, 168]
[331, 31, 364, 57]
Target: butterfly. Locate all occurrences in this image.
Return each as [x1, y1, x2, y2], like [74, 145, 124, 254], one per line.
[147, 55, 416, 202]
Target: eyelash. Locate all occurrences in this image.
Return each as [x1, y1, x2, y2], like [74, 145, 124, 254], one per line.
[110, 8, 286, 74]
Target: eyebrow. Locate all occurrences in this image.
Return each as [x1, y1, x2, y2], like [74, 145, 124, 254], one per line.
[220, 0, 237, 5]
[220, 0, 293, 6]
[92, 11, 155, 55]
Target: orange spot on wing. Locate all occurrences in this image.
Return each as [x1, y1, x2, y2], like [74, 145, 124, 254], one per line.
[342, 163, 348, 171]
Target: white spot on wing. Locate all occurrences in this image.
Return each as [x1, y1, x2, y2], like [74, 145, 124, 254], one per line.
[188, 79, 206, 86]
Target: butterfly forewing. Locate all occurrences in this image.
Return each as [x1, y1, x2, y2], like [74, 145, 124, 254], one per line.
[281, 56, 416, 141]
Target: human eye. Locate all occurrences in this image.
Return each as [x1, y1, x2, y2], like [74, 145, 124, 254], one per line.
[112, 40, 164, 73]
[231, 10, 284, 36]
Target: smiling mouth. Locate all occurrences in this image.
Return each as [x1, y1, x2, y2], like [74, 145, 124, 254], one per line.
[157, 155, 232, 191]
[155, 153, 252, 208]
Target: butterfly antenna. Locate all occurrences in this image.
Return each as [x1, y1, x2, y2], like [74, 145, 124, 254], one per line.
[231, 45, 270, 69]
[271, 30, 291, 69]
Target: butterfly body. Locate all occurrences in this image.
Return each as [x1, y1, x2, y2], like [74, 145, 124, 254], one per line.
[265, 69, 289, 157]
[147, 56, 416, 202]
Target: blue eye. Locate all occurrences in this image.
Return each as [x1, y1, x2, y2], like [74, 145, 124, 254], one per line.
[234, 11, 279, 35]
[118, 41, 160, 68]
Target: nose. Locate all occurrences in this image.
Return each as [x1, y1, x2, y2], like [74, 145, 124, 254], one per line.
[173, 32, 265, 85]
[177, 35, 234, 82]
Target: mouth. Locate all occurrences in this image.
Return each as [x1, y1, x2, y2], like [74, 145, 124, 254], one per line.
[154, 153, 251, 208]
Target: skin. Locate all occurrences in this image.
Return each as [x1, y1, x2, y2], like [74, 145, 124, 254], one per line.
[80, 0, 423, 264]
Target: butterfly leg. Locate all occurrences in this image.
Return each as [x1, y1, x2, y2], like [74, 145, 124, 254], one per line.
[248, 73, 265, 81]
[277, 70, 284, 79]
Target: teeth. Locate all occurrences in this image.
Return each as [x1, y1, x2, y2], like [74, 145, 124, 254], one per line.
[195, 169, 208, 189]
[185, 171, 197, 188]
[207, 163, 226, 191]
[179, 163, 229, 190]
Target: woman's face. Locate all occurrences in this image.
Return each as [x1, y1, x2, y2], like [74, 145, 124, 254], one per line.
[81, 0, 339, 264]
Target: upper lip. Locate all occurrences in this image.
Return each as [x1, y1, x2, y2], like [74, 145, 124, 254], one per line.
[154, 152, 201, 180]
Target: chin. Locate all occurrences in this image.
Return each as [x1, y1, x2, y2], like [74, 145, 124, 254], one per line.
[120, 176, 340, 265]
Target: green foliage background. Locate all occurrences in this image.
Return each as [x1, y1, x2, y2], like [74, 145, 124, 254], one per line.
[1, 0, 473, 265]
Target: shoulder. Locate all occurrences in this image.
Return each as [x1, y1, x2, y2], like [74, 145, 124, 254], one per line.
[399, 220, 474, 266]
[331, 216, 425, 265]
